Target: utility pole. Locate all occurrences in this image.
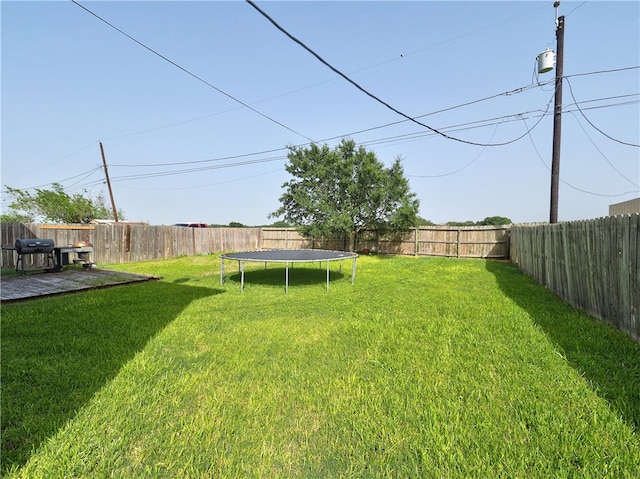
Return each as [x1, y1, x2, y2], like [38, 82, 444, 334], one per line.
[549, 2, 564, 224]
[100, 141, 119, 222]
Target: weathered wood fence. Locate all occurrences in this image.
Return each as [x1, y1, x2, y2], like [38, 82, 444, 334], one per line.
[1, 223, 261, 269]
[510, 214, 639, 341]
[261, 226, 510, 257]
[2, 218, 637, 341]
[1, 223, 509, 270]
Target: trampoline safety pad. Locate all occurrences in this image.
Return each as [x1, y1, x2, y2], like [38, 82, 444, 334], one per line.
[220, 249, 358, 293]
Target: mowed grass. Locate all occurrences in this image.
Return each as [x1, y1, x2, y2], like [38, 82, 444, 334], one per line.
[2, 255, 639, 478]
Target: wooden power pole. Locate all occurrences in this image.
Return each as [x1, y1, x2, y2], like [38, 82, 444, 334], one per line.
[100, 141, 119, 222]
[549, 7, 565, 224]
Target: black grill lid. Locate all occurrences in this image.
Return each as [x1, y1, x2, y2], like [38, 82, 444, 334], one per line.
[14, 238, 55, 254]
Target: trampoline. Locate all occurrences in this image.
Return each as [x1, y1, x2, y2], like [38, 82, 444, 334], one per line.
[220, 249, 358, 293]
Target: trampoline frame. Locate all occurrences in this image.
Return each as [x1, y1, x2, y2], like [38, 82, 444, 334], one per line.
[220, 249, 358, 293]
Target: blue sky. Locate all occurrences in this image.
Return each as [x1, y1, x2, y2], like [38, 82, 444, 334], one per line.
[2, 1, 638, 226]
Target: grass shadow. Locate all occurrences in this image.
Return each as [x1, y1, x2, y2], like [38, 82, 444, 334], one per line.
[227, 265, 346, 289]
[0, 280, 222, 474]
[485, 260, 640, 432]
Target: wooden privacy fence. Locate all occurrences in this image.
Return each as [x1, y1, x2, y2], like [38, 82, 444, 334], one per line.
[3, 219, 636, 341]
[1, 224, 260, 270]
[360, 226, 509, 258]
[510, 214, 639, 341]
[261, 226, 510, 258]
[1, 223, 510, 269]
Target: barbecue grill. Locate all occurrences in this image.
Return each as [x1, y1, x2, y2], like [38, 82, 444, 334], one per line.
[14, 238, 56, 272]
[14, 238, 55, 254]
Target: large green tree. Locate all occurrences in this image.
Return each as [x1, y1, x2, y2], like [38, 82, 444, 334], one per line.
[2, 183, 123, 224]
[271, 139, 420, 250]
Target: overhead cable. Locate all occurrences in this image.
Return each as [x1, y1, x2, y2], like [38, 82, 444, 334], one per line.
[408, 124, 500, 179]
[76, 92, 633, 184]
[110, 155, 288, 182]
[111, 147, 288, 168]
[64, 66, 636, 155]
[107, 102, 554, 181]
[523, 117, 639, 198]
[566, 111, 639, 188]
[7, 90, 634, 195]
[116, 168, 284, 192]
[564, 77, 640, 147]
[1, 167, 104, 194]
[246, 0, 541, 148]
[565, 65, 639, 79]
[70, 0, 314, 143]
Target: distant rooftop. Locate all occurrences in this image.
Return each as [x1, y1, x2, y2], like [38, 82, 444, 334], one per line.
[609, 198, 640, 216]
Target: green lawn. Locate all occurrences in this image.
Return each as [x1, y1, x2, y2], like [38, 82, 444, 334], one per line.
[2, 255, 639, 478]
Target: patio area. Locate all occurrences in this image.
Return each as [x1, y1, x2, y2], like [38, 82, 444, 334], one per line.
[0, 268, 159, 302]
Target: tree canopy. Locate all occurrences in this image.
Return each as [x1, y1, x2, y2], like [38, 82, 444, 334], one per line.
[446, 216, 512, 226]
[271, 140, 420, 250]
[2, 183, 123, 224]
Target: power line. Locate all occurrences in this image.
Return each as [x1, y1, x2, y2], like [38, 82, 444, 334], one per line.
[565, 0, 588, 18]
[0, 167, 104, 194]
[0, 104, 550, 194]
[12, 3, 640, 183]
[117, 168, 283, 192]
[565, 65, 640, 79]
[523, 116, 639, 198]
[245, 0, 540, 148]
[62, 114, 535, 190]
[5, 90, 634, 196]
[107, 107, 551, 181]
[109, 86, 552, 168]
[70, 0, 314, 143]
[59, 67, 640, 167]
[563, 92, 639, 110]
[565, 77, 640, 147]
[101, 92, 636, 187]
[408, 124, 500, 179]
[25, 64, 633, 174]
[111, 85, 559, 169]
[104, 101, 556, 184]
[317, 3, 551, 81]
[111, 147, 288, 168]
[110, 155, 289, 183]
[33, 91, 633, 191]
[360, 96, 637, 152]
[63, 68, 636, 158]
[358, 110, 545, 148]
[566, 111, 639, 188]
[65, 167, 105, 190]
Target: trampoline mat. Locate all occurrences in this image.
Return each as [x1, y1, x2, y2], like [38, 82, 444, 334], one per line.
[221, 249, 358, 263]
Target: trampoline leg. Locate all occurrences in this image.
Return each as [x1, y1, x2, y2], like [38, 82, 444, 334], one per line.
[286, 262, 289, 294]
[351, 258, 357, 284]
[220, 257, 225, 285]
[326, 260, 330, 291]
[240, 260, 245, 292]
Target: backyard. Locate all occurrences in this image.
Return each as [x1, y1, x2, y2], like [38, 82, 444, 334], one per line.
[1, 254, 639, 478]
